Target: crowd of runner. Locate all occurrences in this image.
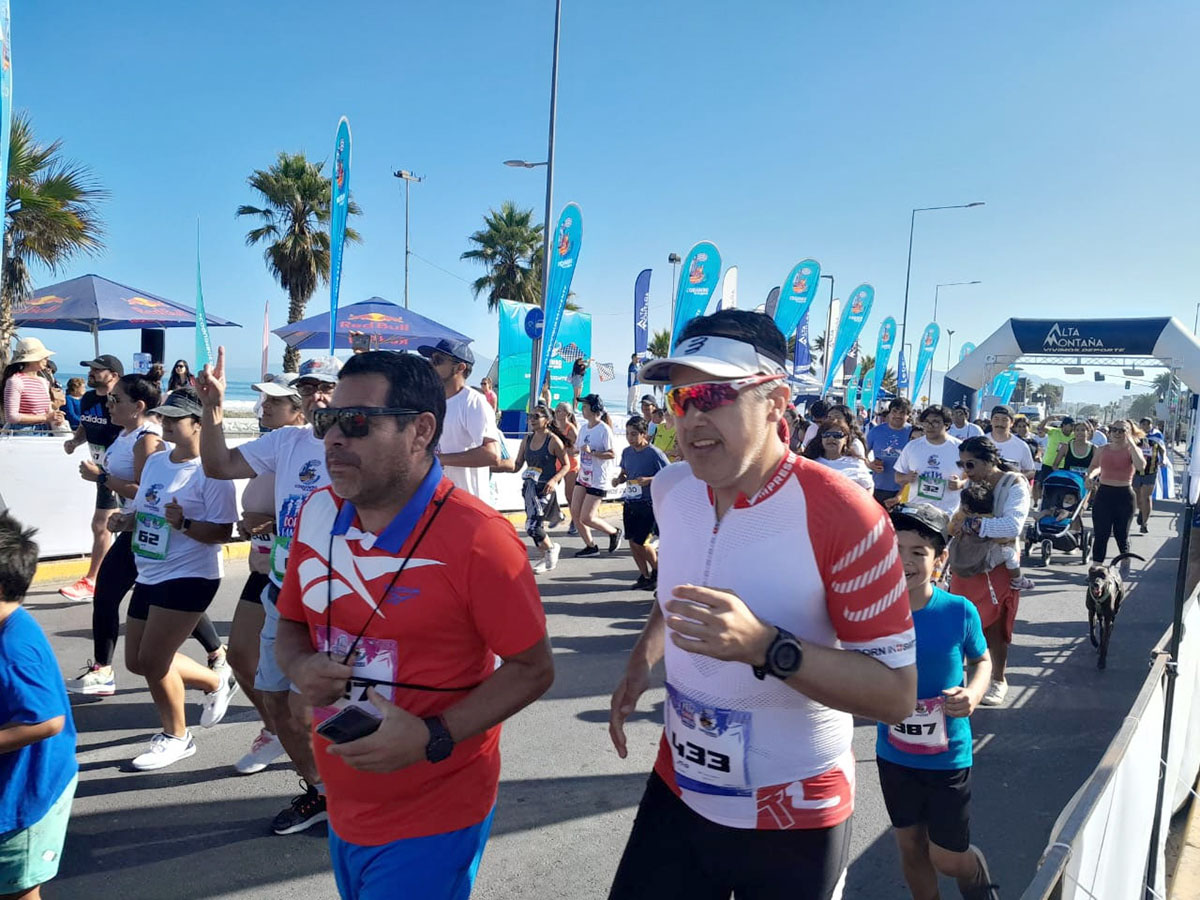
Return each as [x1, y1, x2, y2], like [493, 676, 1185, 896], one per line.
[0, 310, 1179, 899]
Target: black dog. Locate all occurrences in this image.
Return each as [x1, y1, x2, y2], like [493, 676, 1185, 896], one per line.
[1086, 553, 1145, 669]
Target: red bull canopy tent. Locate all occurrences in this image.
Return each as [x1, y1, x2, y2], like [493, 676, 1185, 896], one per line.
[273, 296, 470, 352]
[14, 273, 240, 355]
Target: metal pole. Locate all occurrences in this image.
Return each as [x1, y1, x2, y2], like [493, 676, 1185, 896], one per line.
[530, 0, 560, 412]
[821, 274, 834, 393]
[946, 330, 955, 370]
[404, 178, 411, 309]
[899, 209, 916, 396]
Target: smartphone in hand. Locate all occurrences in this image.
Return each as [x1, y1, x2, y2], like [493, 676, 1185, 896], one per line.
[315, 705, 382, 744]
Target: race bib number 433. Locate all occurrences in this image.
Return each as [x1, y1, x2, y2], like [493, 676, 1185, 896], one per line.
[665, 684, 752, 796]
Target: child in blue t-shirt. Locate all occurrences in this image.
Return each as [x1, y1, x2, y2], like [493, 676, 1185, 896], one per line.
[0, 512, 78, 899]
[881, 503, 999, 900]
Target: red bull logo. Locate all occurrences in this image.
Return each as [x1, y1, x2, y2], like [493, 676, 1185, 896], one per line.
[127, 296, 186, 318]
[343, 312, 409, 332]
[19, 294, 65, 314]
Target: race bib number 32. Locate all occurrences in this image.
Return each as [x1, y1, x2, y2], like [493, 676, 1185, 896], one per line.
[665, 684, 752, 796]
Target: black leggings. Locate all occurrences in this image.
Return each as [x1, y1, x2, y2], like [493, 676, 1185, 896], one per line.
[1091, 484, 1136, 564]
[92, 532, 223, 665]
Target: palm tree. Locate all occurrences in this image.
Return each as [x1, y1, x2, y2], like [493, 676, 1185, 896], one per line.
[461, 202, 542, 312]
[858, 354, 898, 393]
[648, 328, 671, 359]
[237, 152, 361, 371]
[0, 112, 107, 366]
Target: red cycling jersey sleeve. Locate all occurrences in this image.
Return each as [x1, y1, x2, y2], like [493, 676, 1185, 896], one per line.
[796, 462, 915, 668]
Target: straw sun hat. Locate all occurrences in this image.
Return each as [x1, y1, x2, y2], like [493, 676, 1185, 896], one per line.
[10, 336, 56, 364]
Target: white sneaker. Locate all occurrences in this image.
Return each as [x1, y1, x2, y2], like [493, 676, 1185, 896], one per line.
[200, 666, 239, 728]
[546, 543, 561, 571]
[1011, 574, 1036, 591]
[66, 662, 115, 696]
[532, 556, 550, 574]
[132, 732, 196, 771]
[234, 728, 285, 775]
[980, 680, 1008, 707]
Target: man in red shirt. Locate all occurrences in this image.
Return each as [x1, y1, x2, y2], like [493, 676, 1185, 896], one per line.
[274, 351, 553, 900]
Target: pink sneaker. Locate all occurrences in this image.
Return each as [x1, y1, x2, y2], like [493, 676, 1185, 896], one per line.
[58, 577, 95, 602]
[1011, 574, 1036, 591]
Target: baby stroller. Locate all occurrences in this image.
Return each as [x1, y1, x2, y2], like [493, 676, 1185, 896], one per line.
[1023, 469, 1093, 566]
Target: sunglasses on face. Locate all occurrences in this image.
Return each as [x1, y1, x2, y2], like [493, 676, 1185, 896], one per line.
[295, 381, 335, 397]
[311, 406, 423, 439]
[822, 431, 846, 440]
[664, 374, 784, 418]
[957, 459, 980, 470]
[1110, 428, 1126, 434]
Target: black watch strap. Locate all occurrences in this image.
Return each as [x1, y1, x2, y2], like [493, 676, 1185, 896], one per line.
[752, 626, 803, 681]
[423, 715, 455, 763]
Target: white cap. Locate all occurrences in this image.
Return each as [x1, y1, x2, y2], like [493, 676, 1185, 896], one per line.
[637, 335, 787, 385]
[253, 374, 301, 398]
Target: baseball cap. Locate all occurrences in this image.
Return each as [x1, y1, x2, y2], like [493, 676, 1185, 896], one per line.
[637, 333, 787, 385]
[292, 356, 342, 384]
[1059, 416, 1075, 428]
[891, 503, 950, 542]
[80, 354, 124, 376]
[150, 389, 203, 418]
[418, 338, 475, 367]
[951, 401, 969, 411]
[990, 404, 1014, 419]
[253, 374, 301, 398]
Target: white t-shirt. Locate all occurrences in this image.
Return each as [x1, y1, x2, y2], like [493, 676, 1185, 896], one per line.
[131, 451, 238, 584]
[576, 420, 615, 489]
[239, 425, 331, 585]
[991, 434, 1036, 473]
[894, 435, 963, 513]
[802, 422, 866, 457]
[815, 455, 876, 493]
[948, 421, 983, 442]
[1091, 430, 1109, 447]
[439, 386, 500, 500]
[104, 422, 164, 510]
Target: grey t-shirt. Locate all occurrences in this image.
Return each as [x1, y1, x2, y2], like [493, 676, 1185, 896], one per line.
[619, 444, 670, 502]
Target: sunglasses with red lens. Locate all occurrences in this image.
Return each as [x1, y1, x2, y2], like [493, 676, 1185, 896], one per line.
[312, 406, 423, 439]
[664, 374, 785, 418]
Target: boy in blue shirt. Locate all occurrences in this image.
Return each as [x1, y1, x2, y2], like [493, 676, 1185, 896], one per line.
[881, 504, 999, 900]
[0, 512, 78, 900]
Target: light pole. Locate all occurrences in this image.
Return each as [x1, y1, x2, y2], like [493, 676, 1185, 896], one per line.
[927, 281, 980, 401]
[668, 252, 682, 339]
[946, 329, 956, 370]
[393, 169, 423, 309]
[1193, 301, 1199, 335]
[502, 0, 561, 411]
[820, 274, 834, 392]
[903, 342, 913, 400]
[899, 202, 985, 393]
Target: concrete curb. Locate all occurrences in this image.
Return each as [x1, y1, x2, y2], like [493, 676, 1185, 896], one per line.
[31, 501, 626, 586]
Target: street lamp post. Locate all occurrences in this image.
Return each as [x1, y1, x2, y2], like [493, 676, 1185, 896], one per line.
[1193, 301, 1199, 335]
[393, 169, 423, 310]
[928, 281, 980, 401]
[899, 202, 985, 395]
[820, 274, 834, 392]
[946, 329, 956, 371]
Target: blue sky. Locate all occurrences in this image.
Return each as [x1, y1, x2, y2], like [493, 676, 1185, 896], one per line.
[12, 1, 1198, 402]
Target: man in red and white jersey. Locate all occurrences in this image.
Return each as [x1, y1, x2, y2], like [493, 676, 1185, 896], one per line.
[272, 351, 553, 899]
[608, 310, 917, 900]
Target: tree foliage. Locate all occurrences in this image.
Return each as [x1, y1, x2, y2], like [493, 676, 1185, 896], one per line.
[461, 201, 543, 312]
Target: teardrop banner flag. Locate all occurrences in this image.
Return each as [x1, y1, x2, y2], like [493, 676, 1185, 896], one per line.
[861, 368, 876, 413]
[763, 286, 780, 319]
[260, 299, 270, 379]
[633, 268, 651, 359]
[536, 202, 583, 400]
[0, 0, 12, 291]
[328, 116, 352, 354]
[671, 241, 721, 350]
[958, 341, 976, 363]
[793, 311, 811, 372]
[1000, 369, 1020, 405]
[822, 283, 874, 395]
[897, 347, 909, 393]
[773, 259, 821, 344]
[716, 265, 738, 312]
[846, 358, 864, 410]
[867, 316, 897, 414]
[194, 224, 212, 369]
[912, 322, 941, 405]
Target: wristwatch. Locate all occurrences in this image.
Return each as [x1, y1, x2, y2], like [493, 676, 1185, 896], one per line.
[752, 627, 804, 681]
[96, 471, 108, 487]
[180, 517, 193, 534]
[423, 715, 455, 763]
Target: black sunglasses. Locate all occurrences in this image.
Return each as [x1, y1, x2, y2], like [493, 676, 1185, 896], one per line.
[957, 459, 979, 470]
[822, 430, 847, 440]
[311, 406, 423, 439]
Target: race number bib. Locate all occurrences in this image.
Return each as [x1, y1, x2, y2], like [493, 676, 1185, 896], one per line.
[665, 684, 752, 795]
[888, 697, 949, 755]
[270, 536, 292, 583]
[315, 625, 400, 723]
[272, 494, 306, 581]
[622, 483, 643, 500]
[917, 475, 947, 501]
[88, 442, 106, 465]
[132, 512, 171, 560]
[523, 466, 542, 482]
[580, 449, 594, 483]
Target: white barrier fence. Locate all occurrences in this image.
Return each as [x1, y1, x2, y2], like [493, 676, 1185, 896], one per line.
[1021, 593, 1200, 899]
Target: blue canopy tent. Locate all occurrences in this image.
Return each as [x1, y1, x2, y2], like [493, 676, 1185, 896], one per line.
[274, 297, 471, 352]
[14, 273, 240, 357]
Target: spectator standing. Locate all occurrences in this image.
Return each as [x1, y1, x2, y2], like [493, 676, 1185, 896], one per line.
[63, 377, 85, 429]
[0, 513, 78, 900]
[627, 353, 641, 414]
[168, 359, 195, 391]
[1, 337, 61, 431]
[569, 357, 590, 408]
[479, 377, 498, 412]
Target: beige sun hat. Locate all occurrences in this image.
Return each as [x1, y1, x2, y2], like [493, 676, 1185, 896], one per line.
[10, 336, 56, 364]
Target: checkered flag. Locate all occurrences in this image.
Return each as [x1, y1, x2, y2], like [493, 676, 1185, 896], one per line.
[595, 362, 616, 382]
[555, 342, 586, 363]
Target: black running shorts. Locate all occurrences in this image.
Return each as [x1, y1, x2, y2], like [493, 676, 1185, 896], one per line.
[622, 502, 657, 546]
[128, 578, 221, 620]
[96, 483, 119, 511]
[239, 571, 271, 605]
[876, 757, 972, 853]
[608, 773, 850, 900]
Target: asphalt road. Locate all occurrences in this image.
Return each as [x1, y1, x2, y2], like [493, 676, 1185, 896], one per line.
[28, 498, 1185, 899]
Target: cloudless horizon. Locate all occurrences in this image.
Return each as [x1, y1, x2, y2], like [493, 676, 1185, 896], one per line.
[9, 0, 1198, 407]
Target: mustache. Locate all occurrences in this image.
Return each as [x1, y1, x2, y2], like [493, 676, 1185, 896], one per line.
[326, 450, 359, 468]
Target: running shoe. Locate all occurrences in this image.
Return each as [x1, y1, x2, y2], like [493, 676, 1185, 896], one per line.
[640, 571, 658, 592]
[1140, 523, 1149, 534]
[566, 522, 579, 537]
[207, 645, 228, 669]
[532, 555, 550, 575]
[66, 661, 115, 696]
[58, 576, 95, 602]
[200, 665, 240, 728]
[574, 545, 599, 557]
[608, 527, 625, 554]
[132, 732, 196, 771]
[979, 680, 1008, 707]
[546, 543, 561, 571]
[235, 729, 285, 775]
[1010, 575, 1036, 591]
[271, 780, 329, 835]
[962, 845, 1001, 900]
[633, 574, 651, 590]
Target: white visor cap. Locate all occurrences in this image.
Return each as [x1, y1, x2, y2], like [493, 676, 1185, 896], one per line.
[637, 334, 787, 385]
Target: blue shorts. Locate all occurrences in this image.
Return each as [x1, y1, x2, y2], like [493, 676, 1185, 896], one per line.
[329, 807, 495, 900]
[255, 581, 292, 693]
